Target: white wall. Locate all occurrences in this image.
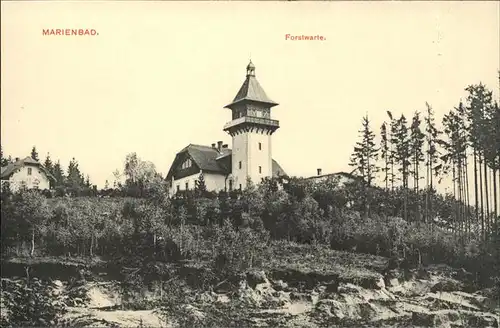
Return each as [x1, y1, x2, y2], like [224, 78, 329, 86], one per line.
[169, 172, 227, 196]
[232, 131, 272, 190]
[7, 165, 51, 192]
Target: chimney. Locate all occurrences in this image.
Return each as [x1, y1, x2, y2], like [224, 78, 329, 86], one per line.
[15, 157, 20, 162]
[317, 168, 322, 176]
[211, 143, 216, 149]
[222, 144, 228, 149]
[217, 141, 223, 152]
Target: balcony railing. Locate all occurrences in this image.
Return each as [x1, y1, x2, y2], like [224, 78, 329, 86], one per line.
[223, 116, 280, 130]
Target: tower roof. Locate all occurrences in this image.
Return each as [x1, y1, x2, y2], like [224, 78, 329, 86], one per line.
[224, 61, 279, 109]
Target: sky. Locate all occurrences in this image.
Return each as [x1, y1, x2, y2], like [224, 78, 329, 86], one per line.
[1, 1, 499, 191]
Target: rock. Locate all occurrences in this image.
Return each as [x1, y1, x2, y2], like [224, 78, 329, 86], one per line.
[247, 270, 268, 288]
[290, 292, 313, 302]
[387, 278, 400, 288]
[467, 313, 499, 328]
[453, 268, 474, 282]
[376, 277, 386, 289]
[53, 280, 64, 288]
[216, 294, 230, 303]
[273, 279, 289, 291]
[415, 268, 431, 280]
[270, 290, 290, 307]
[411, 310, 459, 327]
[431, 278, 464, 293]
[338, 283, 361, 294]
[354, 275, 385, 290]
[316, 285, 327, 294]
[182, 304, 205, 322]
[315, 298, 379, 321]
[195, 292, 214, 303]
[384, 269, 402, 287]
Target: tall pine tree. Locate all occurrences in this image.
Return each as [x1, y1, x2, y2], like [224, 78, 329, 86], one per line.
[43, 153, 53, 174]
[349, 115, 379, 218]
[410, 111, 425, 192]
[380, 122, 390, 191]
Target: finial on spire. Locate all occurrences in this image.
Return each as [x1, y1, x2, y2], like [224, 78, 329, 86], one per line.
[246, 60, 255, 77]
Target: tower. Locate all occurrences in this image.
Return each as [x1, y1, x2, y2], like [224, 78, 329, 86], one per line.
[223, 61, 280, 190]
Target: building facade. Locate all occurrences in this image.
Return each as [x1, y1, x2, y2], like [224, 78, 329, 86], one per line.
[166, 61, 285, 195]
[1, 157, 56, 192]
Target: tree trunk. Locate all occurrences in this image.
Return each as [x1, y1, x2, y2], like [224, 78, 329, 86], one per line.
[453, 165, 457, 236]
[474, 150, 481, 238]
[493, 167, 498, 221]
[479, 156, 485, 239]
[484, 160, 490, 238]
[89, 233, 94, 257]
[429, 155, 434, 224]
[465, 159, 471, 240]
[30, 230, 35, 257]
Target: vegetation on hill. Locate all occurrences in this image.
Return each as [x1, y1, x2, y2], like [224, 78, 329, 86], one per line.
[1, 76, 499, 326]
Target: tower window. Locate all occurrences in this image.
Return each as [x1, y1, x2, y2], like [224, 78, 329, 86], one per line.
[259, 142, 262, 150]
[239, 161, 242, 169]
[259, 166, 262, 173]
[28, 168, 32, 175]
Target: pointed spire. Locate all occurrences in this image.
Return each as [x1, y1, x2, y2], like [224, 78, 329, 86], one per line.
[246, 60, 255, 77]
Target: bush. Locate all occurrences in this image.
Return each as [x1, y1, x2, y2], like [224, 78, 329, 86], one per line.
[0, 278, 67, 327]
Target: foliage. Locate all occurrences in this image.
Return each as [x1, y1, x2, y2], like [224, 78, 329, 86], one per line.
[0, 278, 67, 327]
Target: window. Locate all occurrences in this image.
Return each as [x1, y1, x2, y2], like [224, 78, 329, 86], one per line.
[259, 166, 262, 174]
[27, 168, 32, 175]
[176, 185, 180, 192]
[229, 180, 233, 191]
[259, 142, 262, 150]
[239, 184, 242, 190]
[181, 158, 192, 169]
[239, 161, 242, 169]
[185, 182, 189, 190]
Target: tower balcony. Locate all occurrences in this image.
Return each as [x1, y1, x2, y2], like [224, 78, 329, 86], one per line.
[223, 116, 280, 135]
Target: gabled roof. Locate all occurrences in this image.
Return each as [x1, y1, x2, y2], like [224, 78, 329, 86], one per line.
[166, 144, 286, 181]
[305, 171, 362, 182]
[1, 157, 56, 182]
[181, 144, 228, 174]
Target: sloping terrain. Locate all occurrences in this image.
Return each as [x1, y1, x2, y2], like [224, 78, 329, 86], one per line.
[1, 243, 499, 328]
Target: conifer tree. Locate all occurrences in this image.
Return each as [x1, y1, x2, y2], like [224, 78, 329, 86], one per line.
[393, 115, 410, 221]
[387, 111, 397, 191]
[380, 122, 390, 190]
[410, 111, 425, 192]
[195, 173, 208, 197]
[349, 115, 378, 217]
[424, 102, 440, 224]
[43, 153, 53, 174]
[52, 160, 65, 186]
[465, 83, 493, 239]
[30, 146, 39, 161]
